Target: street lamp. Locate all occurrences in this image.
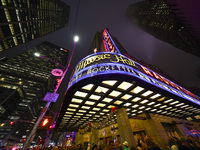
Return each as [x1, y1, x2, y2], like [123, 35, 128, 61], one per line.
[34, 52, 65, 69]
[74, 35, 79, 42]
[22, 36, 79, 150]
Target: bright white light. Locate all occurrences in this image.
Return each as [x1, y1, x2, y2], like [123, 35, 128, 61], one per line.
[74, 35, 79, 42]
[34, 52, 40, 57]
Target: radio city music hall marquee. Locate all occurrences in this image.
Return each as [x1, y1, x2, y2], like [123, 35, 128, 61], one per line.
[68, 52, 200, 105]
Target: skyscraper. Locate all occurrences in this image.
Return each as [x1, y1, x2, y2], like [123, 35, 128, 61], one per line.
[0, 0, 70, 53]
[0, 41, 68, 144]
[126, 0, 200, 57]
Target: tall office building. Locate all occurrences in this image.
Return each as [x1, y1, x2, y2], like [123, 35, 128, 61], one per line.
[0, 41, 68, 145]
[0, 0, 70, 53]
[126, 0, 200, 57]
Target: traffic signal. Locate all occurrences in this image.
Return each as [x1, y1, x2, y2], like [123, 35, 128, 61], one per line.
[9, 121, 14, 127]
[53, 78, 61, 90]
[39, 116, 53, 129]
[49, 125, 53, 129]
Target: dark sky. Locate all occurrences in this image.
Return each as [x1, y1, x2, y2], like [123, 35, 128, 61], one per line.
[1, 0, 200, 89]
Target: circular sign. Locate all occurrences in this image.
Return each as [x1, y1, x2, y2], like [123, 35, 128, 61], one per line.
[51, 69, 63, 76]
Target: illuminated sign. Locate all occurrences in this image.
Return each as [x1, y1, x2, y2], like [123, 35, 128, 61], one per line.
[43, 92, 59, 102]
[102, 29, 121, 53]
[51, 69, 63, 76]
[68, 52, 200, 105]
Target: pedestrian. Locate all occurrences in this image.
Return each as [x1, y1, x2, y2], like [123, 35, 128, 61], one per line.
[123, 141, 130, 150]
[142, 136, 161, 150]
[115, 141, 122, 150]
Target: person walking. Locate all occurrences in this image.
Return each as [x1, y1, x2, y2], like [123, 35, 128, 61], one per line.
[123, 141, 130, 150]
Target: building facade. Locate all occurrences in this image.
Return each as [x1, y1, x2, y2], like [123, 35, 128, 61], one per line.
[0, 0, 70, 53]
[0, 41, 68, 146]
[126, 0, 200, 57]
[56, 29, 200, 149]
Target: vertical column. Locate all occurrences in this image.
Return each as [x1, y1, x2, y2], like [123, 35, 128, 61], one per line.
[90, 126, 99, 145]
[116, 107, 137, 149]
[75, 132, 84, 146]
[176, 122, 191, 137]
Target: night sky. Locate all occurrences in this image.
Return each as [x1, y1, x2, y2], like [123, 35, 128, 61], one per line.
[1, 0, 200, 89]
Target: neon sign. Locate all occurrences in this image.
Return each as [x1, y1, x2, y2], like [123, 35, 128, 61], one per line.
[102, 29, 121, 54]
[68, 52, 200, 105]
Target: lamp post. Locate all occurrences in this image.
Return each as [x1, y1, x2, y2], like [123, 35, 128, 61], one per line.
[22, 36, 79, 150]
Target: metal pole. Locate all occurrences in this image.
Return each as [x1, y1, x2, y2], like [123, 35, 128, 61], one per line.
[22, 101, 51, 150]
[22, 41, 77, 149]
[42, 42, 77, 148]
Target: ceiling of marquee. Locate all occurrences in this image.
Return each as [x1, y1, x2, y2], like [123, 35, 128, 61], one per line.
[56, 74, 200, 131]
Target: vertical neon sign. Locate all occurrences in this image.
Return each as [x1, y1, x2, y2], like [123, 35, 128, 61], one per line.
[102, 29, 121, 54]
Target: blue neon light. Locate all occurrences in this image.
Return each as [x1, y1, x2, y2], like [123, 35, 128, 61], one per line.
[104, 29, 121, 54]
[102, 29, 121, 54]
[68, 62, 200, 106]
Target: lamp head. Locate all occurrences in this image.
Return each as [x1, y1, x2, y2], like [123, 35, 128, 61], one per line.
[34, 52, 41, 57]
[74, 35, 79, 42]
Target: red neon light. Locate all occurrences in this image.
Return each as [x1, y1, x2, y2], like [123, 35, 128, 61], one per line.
[102, 30, 116, 52]
[42, 118, 49, 126]
[141, 66, 153, 77]
[10, 121, 14, 125]
[141, 66, 199, 100]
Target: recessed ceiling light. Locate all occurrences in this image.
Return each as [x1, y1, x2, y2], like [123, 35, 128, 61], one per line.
[65, 112, 73, 114]
[117, 82, 133, 90]
[81, 106, 90, 109]
[74, 91, 88, 98]
[93, 108, 100, 111]
[97, 103, 106, 107]
[139, 106, 145, 109]
[150, 94, 161, 99]
[121, 94, 132, 100]
[151, 109, 157, 112]
[102, 80, 117, 86]
[124, 103, 131, 106]
[79, 110, 86, 113]
[132, 97, 141, 102]
[76, 113, 83, 115]
[102, 109, 109, 112]
[102, 97, 113, 103]
[95, 86, 109, 93]
[85, 101, 95, 105]
[164, 99, 173, 103]
[67, 108, 76, 111]
[132, 104, 139, 108]
[82, 84, 94, 90]
[72, 98, 83, 103]
[141, 90, 153, 97]
[130, 86, 144, 94]
[114, 100, 123, 105]
[140, 99, 149, 104]
[89, 94, 101, 100]
[109, 90, 122, 97]
[108, 105, 115, 108]
[154, 104, 161, 107]
[160, 105, 167, 108]
[165, 107, 172, 110]
[147, 102, 155, 105]
[69, 104, 79, 108]
[170, 101, 179, 105]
